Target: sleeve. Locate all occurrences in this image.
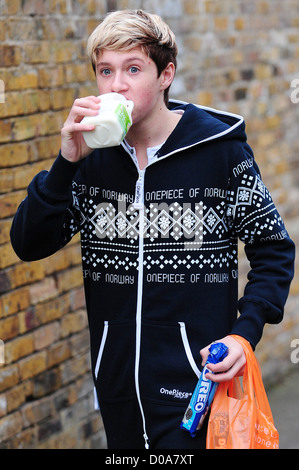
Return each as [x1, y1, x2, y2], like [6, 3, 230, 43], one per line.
[227, 142, 295, 348]
[10, 152, 84, 261]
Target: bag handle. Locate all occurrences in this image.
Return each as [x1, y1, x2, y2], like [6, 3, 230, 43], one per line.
[230, 335, 273, 419]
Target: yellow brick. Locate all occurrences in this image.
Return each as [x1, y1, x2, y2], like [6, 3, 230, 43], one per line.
[8, 111, 64, 142]
[87, 18, 103, 35]
[0, 287, 30, 319]
[13, 159, 53, 190]
[0, 392, 7, 417]
[2, 0, 22, 15]
[0, 45, 22, 67]
[50, 88, 77, 110]
[24, 41, 50, 64]
[64, 62, 95, 84]
[0, 119, 13, 143]
[234, 18, 245, 31]
[29, 277, 58, 305]
[0, 142, 34, 168]
[6, 383, 27, 413]
[10, 115, 40, 142]
[5, 334, 34, 364]
[0, 364, 19, 392]
[43, 111, 65, 136]
[266, 114, 281, 129]
[42, 248, 71, 276]
[50, 41, 78, 63]
[6, 260, 45, 291]
[0, 242, 19, 268]
[22, 0, 47, 15]
[18, 351, 47, 381]
[3, 68, 39, 91]
[214, 17, 228, 31]
[34, 323, 60, 350]
[57, 266, 84, 294]
[49, 0, 68, 14]
[78, 84, 99, 98]
[38, 65, 64, 88]
[274, 160, 288, 175]
[0, 411, 23, 441]
[60, 309, 87, 337]
[47, 340, 71, 368]
[34, 135, 61, 160]
[34, 294, 71, 325]
[183, 36, 201, 53]
[0, 316, 19, 341]
[255, 63, 273, 80]
[197, 91, 213, 107]
[0, 168, 14, 193]
[0, 218, 12, 244]
[183, 0, 200, 15]
[257, 1, 270, 14]
[0, 190, 26, 218]
[0, 21, 5, 42]
[7, 18, 37, 41]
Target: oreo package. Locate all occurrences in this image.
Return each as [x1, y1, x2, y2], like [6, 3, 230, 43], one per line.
[180, 342, 228, 437]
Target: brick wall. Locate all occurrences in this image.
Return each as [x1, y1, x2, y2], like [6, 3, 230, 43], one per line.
[0, 0, 109, 449]
[1, 0, 299, 449]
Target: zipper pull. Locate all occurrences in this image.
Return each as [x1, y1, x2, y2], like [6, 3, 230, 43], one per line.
[144, 433, 150, 449]
[134, 171, 145, 209]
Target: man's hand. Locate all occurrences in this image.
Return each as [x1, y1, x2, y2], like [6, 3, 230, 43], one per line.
[200, 335, 246, 383]
[61, 96, 101, 163]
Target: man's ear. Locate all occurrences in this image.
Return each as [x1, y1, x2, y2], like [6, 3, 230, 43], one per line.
[160, 62, 176, 91]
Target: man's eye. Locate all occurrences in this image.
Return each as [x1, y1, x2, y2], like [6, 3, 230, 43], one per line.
[101, 68, 111, 76]
[129, 66, 139, 74]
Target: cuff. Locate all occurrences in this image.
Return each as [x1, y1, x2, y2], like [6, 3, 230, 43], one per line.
[41, 151, 81, 198]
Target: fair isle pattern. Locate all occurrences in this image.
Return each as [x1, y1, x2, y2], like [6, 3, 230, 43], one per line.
[88, 200, 230, 243]
[68, 173, 284, 272]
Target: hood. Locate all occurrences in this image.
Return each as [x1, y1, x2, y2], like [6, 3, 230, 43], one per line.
[157, 99, 246, 158]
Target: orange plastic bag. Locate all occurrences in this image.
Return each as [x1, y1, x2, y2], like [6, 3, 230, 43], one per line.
[206, 335, 279, 449]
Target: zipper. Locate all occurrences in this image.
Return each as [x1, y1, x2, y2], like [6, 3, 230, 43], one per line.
[93, 320, 109, 409]
[133, 170, 145, 210]
[133, 169, 150, 448]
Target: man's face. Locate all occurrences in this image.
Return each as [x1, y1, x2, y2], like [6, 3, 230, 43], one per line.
[95, 48, 166, 125]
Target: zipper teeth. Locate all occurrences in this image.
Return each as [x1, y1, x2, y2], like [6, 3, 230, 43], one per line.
[134, 172, 150, 449]
[135, 205, 150, 449]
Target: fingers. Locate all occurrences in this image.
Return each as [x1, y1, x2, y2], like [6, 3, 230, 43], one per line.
[64, 96, 101, 126]
[200, 335, 247, 383]
[61, 121, 95, 140]
[60, 95, 101, 162]
[205, 358, 245, 383]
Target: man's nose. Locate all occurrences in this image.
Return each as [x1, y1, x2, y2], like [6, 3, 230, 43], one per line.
[111, 72, 128, 93]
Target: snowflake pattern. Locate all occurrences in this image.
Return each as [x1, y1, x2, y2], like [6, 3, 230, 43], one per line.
[238, 189, 250, 202]
[159, 215, 171, 231]
[97, 214, 107, 228]
[69, 170, 283, 273]
[206, 213, 217, 227]
[183, 214, 195, 229]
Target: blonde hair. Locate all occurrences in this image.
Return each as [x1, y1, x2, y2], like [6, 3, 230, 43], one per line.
[87, 9, 178, 104]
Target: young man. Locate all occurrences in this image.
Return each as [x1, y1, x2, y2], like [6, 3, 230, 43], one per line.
[11, 10, 295, 449]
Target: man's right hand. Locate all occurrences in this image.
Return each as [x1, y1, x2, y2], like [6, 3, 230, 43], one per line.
[61, 95, 101, 163]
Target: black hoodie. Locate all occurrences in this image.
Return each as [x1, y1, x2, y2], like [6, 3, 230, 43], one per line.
[11, 101, 295, 448]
